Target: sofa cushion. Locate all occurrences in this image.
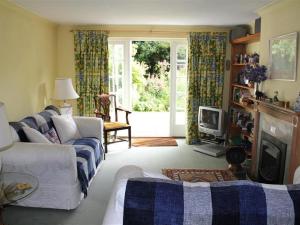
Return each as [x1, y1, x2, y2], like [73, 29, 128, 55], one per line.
[9, 105, 60, 142]
[32, 109, 60, 134]
[52, 115, 81, 143]
[43, 128, 61, 144]
[23, 127, 51, 144]
[45, 105, 61, 115]
[9, 117, 39, 142]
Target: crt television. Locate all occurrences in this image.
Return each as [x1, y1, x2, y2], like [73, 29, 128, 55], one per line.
[198, 106, 224, 137]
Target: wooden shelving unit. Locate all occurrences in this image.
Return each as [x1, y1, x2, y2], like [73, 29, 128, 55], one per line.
[232, 83, 254, 90]
[228, 33, 261, 177]
[232, 63, 247, 66]
[231, 33, 260, 44]
[231, 101, 254, 113]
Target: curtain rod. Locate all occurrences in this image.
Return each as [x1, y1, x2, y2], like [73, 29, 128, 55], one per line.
[70, 29, 188, 34]
[70, 29, 228, 33]
[70, 29, 109, 32]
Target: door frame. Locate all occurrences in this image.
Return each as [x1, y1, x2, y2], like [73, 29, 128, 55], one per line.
[170, 40, 188, 137]
[108, 37, 188, 137]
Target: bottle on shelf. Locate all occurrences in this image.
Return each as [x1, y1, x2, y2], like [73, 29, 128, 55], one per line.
[239, 54, 243, 64]
[294, 92, 300, 112]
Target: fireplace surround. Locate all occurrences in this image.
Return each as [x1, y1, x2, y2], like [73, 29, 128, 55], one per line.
[250, 98, 300, 183]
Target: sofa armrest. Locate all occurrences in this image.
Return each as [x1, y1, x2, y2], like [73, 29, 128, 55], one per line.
[1, 142, 77, 185]
[294, 166, 300, 184]
[102, 166, 143, 225]
[73, 116, 103, 141]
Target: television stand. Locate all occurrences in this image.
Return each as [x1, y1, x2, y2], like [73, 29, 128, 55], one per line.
[194, 143, 226, 157]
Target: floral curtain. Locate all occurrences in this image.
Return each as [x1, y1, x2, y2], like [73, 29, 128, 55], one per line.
[186, 32, 227, 144]
[74, 30, 109, 116]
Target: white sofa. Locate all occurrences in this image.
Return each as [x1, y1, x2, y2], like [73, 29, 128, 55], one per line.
[102, 165, 300, 225]
[2, 106, 104, 210]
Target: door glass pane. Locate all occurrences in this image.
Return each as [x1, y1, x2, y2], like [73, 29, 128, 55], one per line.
[176, 64, 187, 77]
[118, 77, 122, 90]
[176, 77, 187, 93]
[117, 62, 123, 75]
[175, 45, 187, 125]
[109, 43, 124, 106]
[176, 92, 185, 111]
[177, 46, 187, 61]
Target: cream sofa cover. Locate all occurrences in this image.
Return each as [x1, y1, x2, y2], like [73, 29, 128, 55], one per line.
[2, 116, 103, 210]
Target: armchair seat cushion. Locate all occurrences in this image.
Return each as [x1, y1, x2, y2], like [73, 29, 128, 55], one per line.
[104, 122, 130, 130]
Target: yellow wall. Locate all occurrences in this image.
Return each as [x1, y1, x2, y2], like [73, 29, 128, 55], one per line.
[258, 0, 300, 105]
[0, 0, 57, 121]
[0, 1, 232, 120]
[57, 25, 231, 112]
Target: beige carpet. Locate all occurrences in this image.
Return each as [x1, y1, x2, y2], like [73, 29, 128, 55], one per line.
[162, 168, 236, 182]
[132, 137, 178, 147]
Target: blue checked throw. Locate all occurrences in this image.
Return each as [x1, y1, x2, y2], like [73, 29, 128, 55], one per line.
[124, 178, 300, 225]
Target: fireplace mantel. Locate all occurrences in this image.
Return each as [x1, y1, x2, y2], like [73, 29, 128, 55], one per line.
[250, 98, 300, 183]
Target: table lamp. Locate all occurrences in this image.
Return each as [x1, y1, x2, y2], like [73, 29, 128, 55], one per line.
[0, 102, 13, 152]
[0, 102, 13, 173]
[53, 78, 79, 115]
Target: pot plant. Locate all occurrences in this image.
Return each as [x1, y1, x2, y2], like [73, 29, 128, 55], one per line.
[239, 64, 268, 99]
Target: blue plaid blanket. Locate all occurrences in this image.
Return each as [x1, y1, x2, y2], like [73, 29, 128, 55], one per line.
[124, 178, 300, 225]
[69, 138, 103, 197]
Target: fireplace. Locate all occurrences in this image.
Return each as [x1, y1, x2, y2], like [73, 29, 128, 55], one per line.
[258, 131, 287, 184]
[250, 99, 300, 183]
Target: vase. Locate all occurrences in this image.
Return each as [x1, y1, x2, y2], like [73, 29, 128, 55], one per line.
[254, 82, 259, 93]
[295, 92, 300, 112]
[254, 83, 262, 100]
[248, 82, 254, 88]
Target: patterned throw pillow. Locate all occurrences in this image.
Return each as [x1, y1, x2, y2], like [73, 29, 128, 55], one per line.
[23, 127, 51, 144]
[44, 128, 61, 144]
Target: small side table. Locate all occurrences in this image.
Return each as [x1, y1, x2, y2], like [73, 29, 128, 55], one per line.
[0, 172, 38, 225]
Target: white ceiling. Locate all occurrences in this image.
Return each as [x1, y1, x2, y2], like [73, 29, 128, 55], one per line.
[10, 0, 275, 26]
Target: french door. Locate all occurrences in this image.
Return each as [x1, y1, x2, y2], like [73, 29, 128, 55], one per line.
[108, 40, 131, 108]
[108, 38, 187, 137]
[170, 41, 188, 136]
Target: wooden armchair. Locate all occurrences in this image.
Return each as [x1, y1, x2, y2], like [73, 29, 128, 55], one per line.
[94, 94, 131, 153]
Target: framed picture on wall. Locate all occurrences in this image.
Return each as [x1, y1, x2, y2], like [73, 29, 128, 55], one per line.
[269, 32, 298, 81]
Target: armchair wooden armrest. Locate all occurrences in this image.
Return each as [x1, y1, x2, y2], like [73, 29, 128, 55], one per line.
[116, 107, 131, 124]
[116, 107, 132, 114]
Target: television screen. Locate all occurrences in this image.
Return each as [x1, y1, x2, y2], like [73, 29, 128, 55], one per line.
[200, 109, 219, 130]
